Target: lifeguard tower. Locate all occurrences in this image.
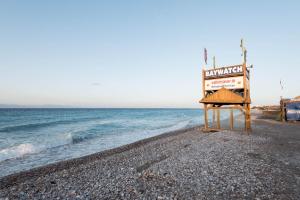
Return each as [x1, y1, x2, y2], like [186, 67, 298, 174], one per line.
[200, 40, 252, 132]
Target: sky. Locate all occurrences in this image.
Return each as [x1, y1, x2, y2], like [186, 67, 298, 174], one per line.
[0, 0, 299, 108]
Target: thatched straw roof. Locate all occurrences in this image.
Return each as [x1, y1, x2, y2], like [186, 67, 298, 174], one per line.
[199, 87, 251, 104]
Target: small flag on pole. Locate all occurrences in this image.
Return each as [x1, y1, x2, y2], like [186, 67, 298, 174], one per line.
[204, 48, 207, 64]
[280, 79, 284, 90]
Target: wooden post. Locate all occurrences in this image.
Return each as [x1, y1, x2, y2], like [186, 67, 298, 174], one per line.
[242, 64, 247, 100]
[204, 104, 208, 129]
[230, 109, 234, 130]
[244, 104, 247, 131]
[280, 100, 283, 122]
[246, 103, 251, 132]
[244, 103, 250, 132]
[280, 100, 286, 122]
[242, 61, 251, 132]
[213, 109, 216, 128]
[283, 103, 286, 122]
[202, 69, 208, 130]
[217, 109, 220, 129]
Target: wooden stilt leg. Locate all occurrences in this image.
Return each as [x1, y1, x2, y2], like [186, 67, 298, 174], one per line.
[246, 104, 251, 132]
[217, 109, 220, 129]
[230, 109, 234, 130]
[213, 109, 216, 128]
[204, 104, 208, 129]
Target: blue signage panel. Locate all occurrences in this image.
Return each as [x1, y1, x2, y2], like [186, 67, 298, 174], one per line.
[286, 102, 300, 121]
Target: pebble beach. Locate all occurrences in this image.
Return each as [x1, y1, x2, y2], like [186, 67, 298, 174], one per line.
[0, 111, 300, 199]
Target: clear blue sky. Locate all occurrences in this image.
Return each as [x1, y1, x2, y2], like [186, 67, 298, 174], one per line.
[0, 1, 299, 108]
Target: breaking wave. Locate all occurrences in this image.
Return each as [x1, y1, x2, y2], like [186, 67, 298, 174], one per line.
[0, 116, 103, 133]
[0, 143, 36, 162]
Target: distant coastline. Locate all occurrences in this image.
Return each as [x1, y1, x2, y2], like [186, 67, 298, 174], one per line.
[0, 105, 200, 109]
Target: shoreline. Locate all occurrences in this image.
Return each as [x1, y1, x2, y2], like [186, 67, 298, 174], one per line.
[1, 112, 299, 199]
[0, 108, 202, 178]
[0, 125, 201, 188]
[0, 110, 234, 181]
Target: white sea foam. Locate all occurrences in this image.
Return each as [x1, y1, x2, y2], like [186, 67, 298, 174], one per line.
[0, 132, 76, 162]
[140, 120, 192, 138]
[0, 143, 36, 162]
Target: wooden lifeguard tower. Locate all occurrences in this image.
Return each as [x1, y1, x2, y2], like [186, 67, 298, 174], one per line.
[199, 40, 251, 132]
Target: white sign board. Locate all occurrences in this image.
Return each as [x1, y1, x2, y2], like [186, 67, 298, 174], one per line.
[205, 76, 244, 91]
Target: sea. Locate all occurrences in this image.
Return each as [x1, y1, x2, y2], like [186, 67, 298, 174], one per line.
[0, 108, 206, 177]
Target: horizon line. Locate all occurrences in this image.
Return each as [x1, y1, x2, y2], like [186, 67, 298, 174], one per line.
[0, 105, 200, 109]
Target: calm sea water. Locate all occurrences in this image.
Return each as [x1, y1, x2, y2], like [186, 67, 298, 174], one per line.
[0, 108, 203, 177]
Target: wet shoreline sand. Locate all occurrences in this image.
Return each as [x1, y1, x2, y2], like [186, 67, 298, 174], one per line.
[1, 111, 300, 199]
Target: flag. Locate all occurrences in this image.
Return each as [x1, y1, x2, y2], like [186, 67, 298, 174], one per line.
[204, 48, 207, 64]
[280, 80, 284, 90]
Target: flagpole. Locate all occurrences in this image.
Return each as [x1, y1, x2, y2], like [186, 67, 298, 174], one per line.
[240, 38, 247, 64]
[280, 79, 284, 99]
[213, 56, 216, 69]
[204, 48, 207, 70]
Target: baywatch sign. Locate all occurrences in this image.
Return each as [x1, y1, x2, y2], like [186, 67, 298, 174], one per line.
[203, 64, 249, 91]
[205, 65, 243, 79]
